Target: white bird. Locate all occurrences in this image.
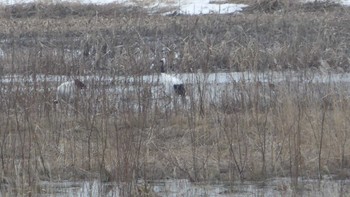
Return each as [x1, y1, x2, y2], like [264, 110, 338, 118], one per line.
[157, 58, 186, 102]
[54, 79, 86, 104]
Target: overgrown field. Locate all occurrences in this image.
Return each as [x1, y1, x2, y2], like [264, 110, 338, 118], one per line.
[1, 0, 350, 195]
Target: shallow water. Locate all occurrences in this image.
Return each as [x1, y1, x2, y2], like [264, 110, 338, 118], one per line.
[2, 71, 350, 112]
[2, 70, 350, 84]
[19, 178, 350, 197]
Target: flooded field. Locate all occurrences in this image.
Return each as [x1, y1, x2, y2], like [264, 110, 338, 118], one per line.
[5, 178, 346, 196]
[2, 70, 350, 110]
[1, 71, 350, 196]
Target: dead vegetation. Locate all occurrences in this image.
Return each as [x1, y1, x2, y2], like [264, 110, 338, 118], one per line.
[0, 2, 146, 18]
[242, 0, 343, 13]
[1, 0, 350, 195]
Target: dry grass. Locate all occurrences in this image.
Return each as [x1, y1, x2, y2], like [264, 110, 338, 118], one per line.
[1, 0, 350, 195]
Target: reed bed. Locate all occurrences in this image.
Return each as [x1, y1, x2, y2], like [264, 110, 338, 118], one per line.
[0, 0, 350, 195]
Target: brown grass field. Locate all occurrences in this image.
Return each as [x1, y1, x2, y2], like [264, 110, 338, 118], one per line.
[0, 0, 350, 195]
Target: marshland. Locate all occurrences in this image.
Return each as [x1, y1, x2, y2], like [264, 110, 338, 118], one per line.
[1, 0, 350, 196]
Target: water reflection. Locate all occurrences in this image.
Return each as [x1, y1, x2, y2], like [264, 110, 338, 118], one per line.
[2, 70, 350, 84]
[31, 178, 350, 197]
[1, 71, 350, 119]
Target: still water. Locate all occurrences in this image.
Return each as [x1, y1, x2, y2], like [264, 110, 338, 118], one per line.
[2, 71, 350, 110]
[31, 178, 350, 197]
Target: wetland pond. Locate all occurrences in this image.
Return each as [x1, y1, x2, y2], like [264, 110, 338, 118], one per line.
[29, 178, 350, 196]
[3, 70, 350, 111]
[2, 70, 350, 196]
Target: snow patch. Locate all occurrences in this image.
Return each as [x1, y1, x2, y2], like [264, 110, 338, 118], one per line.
[0, 0, 248, 15]
[174, 0, 246, 15]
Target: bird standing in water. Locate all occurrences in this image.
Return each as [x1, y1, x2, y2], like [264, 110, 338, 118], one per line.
[54, 79, 86, 104]
[155, 58, 186, 105]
